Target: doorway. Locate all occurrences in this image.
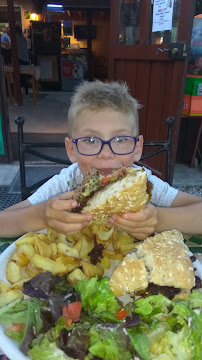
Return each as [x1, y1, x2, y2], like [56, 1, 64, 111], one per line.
[109, 0, 195, 182]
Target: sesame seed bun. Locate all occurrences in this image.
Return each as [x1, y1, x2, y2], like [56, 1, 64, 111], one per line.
[81, 168, 149, 220]
[109, 230, 195, 298]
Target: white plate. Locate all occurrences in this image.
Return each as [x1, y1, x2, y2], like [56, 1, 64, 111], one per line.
[0, 234, 202, 360]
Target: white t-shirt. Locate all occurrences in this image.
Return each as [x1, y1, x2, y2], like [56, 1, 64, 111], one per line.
[28, 163, 178, 207]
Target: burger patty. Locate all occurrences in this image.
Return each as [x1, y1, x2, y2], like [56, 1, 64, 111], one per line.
[145, 283, 181, 300]
[72, 168, 102, 213]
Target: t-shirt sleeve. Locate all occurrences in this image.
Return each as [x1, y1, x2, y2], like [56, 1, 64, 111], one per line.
[145, 168, 178, 207]
[1, 34, 6, 44]
[28, 164, 82, 205]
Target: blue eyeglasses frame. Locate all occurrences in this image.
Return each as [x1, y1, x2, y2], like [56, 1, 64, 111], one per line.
[72, 136, 139, 156]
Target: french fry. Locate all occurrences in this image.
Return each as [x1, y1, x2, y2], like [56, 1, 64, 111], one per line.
[15, 233, 36, 246]
[80, 260, 104, 279]
[0, 290, 23, 307]
[35, 238, 52, 257]
[92, 223, 100, 235]
[102, 249, 124, 260]
[97, 226, 114, 242]
[0, 281, 9, 293]
[20, 267, 30, 280]
[113, 231, 135, 252]
[9, 248, 29, 268]
[6, 261, 21, 284]
[31, 254, 67, 275]
[10, 277, 31, 291]
[74, 236, 94, 259]
[56, 256, 80, 273]
[26, 262, 40, 278]
[67, 268, 88, 286]
[57, 242, 79, 258]
[81, 224, 93, 239]
[5, 223, 138, 290]
[47, 228, 67, 243]
[119, 243, 138, 252]
[66, 232, 81, 243]
[15, 254, 29, 268]
[17, 243, 35, 260]
[36, 233, 48, 242]
[99, 256, 111, 269]
[50, 243, 58, 257]
[56, 255, 80, 265]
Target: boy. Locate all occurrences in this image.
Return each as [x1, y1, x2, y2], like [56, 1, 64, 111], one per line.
[0, 81, 202, 238]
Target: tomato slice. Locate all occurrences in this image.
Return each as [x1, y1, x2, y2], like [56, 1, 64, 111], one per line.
[101, 177, 110, 186]
[63, 301, 82, 323]
[115, 308, 127, 320]
[7, 324, 25, 331]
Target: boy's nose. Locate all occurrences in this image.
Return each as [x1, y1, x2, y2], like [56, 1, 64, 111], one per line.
[97, 143, 115, 158]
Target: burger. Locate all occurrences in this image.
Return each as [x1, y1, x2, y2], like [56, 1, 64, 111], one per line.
[109, 229, 196, 300]
[72, 167, 151, 220]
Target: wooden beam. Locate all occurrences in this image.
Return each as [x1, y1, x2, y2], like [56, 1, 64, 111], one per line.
[86, 9, 93, 80]
[7, 0, 23, 106]
[0, 48, 13, 161]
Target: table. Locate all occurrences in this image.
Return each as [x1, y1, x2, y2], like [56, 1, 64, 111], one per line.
[0, 233, 201, 360]
[4, 65, 39, 104]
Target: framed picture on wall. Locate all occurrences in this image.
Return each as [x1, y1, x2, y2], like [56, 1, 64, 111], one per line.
[63, 20, 72, 36]
[24, 11, 30, 20]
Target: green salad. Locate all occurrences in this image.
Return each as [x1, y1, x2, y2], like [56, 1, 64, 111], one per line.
[0, 272, 201, 360]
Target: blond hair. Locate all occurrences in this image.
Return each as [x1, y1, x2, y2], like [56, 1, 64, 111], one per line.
[67, 80, 141, 135]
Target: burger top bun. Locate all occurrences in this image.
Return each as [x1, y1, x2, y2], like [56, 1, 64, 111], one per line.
[81, 168, 150, 220]
[109, 229, 195, 299]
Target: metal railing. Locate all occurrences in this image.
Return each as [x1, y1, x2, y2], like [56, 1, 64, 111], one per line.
[15, 116, 174, 200]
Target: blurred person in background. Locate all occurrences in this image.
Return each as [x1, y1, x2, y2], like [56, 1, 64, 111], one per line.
[15, 24, 29, 95]
[1, 24, 11, 65]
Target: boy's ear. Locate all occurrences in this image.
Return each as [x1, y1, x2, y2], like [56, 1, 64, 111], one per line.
[133, 135, 143, 162]
[65, 137, 77, 163]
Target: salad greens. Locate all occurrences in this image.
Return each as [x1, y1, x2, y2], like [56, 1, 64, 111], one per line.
[0, 272, 202, 360]
[75, 277, 120, 314]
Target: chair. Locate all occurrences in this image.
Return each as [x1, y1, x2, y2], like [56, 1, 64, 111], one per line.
[4, 65, 39, 104]
[15, 116, 174, 201]
[137, 117, 174, 184]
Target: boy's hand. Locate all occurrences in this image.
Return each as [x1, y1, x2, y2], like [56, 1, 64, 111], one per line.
[41, 191, 93, 235]
[108, 203, 158, 240]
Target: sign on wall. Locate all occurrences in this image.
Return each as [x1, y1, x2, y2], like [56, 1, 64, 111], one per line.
[152, 0, 174, 32]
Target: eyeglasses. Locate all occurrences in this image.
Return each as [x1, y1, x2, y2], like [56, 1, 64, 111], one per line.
[72, 136, 139, 156]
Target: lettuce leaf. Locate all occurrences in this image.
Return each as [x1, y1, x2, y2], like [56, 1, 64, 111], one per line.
[28, 335, 72, 360]
[0, 298, 27, 326]
[20, 298, 44, 354]
[127, 331, 150, 360]
[58, 326, 90, 360]
[133, 294, 171, 316]
[5, 328, 24, 343]
[149, 325, 195, 360]
[75, 277, 120, 314]
[88, 323, 133, 360]
[0, 309, 26, 326]
[51, 316, 74, 341]
[188, 290, 202, 309]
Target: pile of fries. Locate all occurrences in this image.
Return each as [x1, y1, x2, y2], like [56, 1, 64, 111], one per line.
[0, 221, 138, 307]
